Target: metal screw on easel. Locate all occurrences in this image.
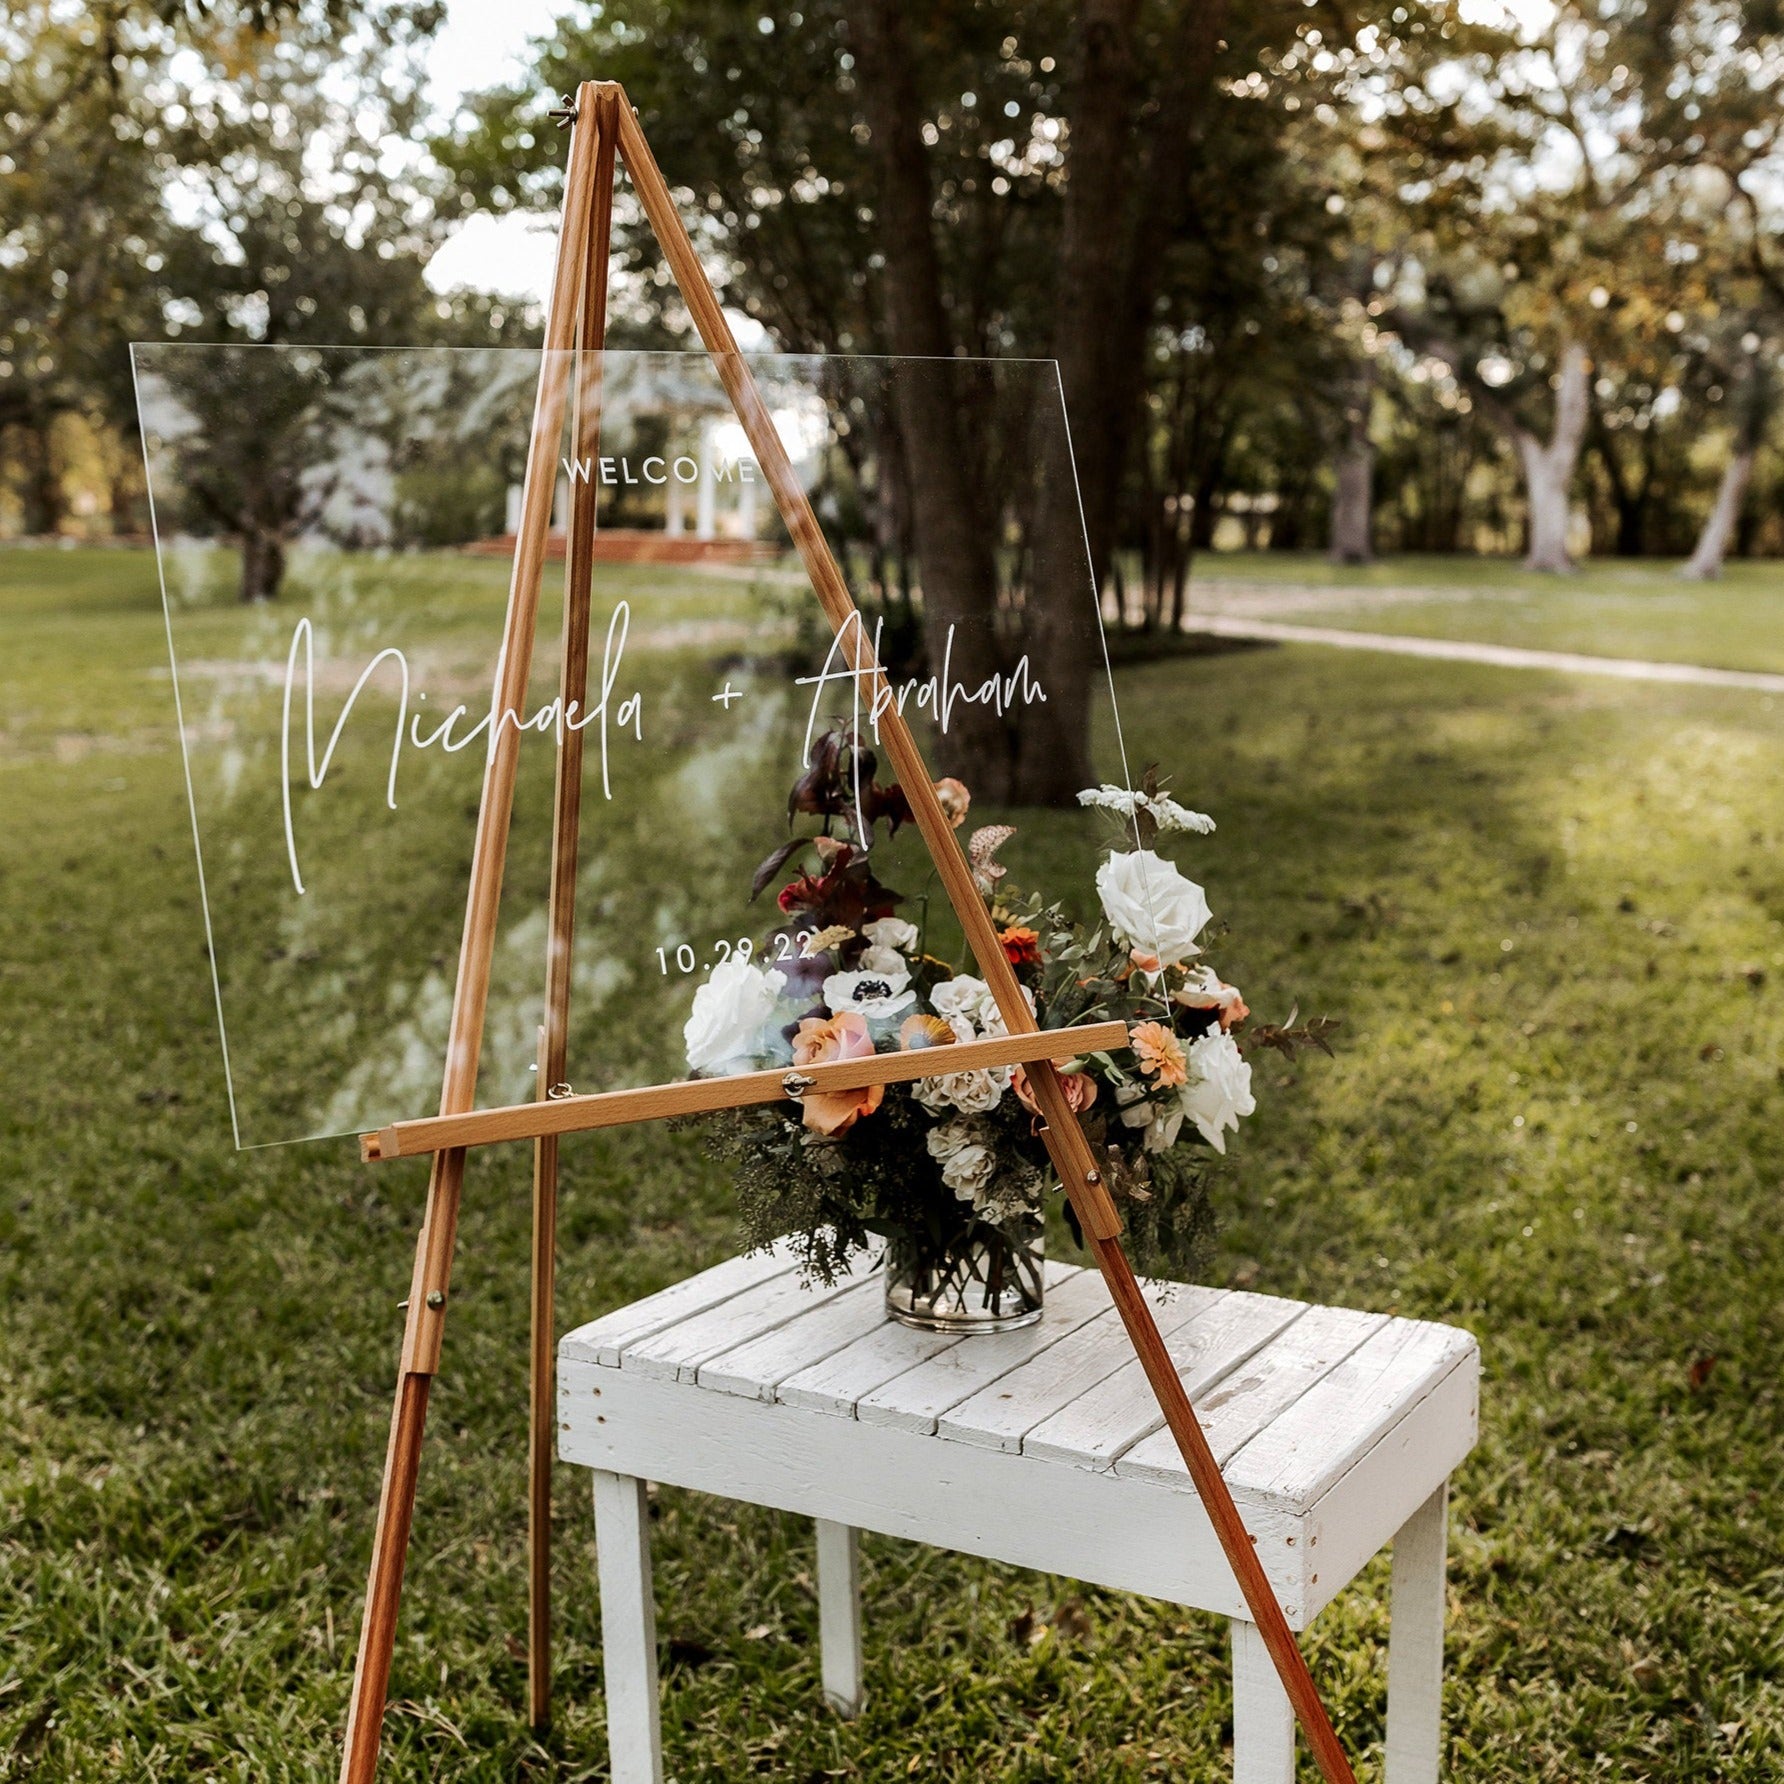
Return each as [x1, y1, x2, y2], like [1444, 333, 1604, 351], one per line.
[549, 94, 579, 128]
[425, 1290, 445, 1310]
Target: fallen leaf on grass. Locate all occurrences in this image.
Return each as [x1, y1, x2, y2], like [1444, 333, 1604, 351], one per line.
[1688, 1355, 1717, 1391]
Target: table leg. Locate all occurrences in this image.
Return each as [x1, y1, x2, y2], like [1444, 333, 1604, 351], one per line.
[592, 1470, 663, 1784]
[814, 1518, 863, 1717]
[1386, 1478, 1448, 1783]
[1231, 1617, 1296, 1784]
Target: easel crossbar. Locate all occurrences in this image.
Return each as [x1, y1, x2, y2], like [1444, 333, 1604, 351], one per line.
[360, 1020, 1128, 1160]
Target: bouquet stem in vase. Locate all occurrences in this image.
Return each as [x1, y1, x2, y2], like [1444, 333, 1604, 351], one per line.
[884, 1216, 1045, 1333]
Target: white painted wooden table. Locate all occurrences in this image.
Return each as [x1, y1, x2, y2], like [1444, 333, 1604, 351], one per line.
[558, 1246, 1479, 1783]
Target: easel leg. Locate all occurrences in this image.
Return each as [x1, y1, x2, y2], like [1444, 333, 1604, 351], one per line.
[616, 97, 1356, 1782]
[593, 1470, 664, 1784]
[527, 1128, 560, 1731]
[527, 91, 618, 1736]
[340, 1372, 433, 1780]
[1232, 1618, 1297, 1784]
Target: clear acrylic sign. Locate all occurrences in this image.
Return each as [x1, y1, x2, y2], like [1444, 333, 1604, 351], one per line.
[135, 346, 1144, 1147]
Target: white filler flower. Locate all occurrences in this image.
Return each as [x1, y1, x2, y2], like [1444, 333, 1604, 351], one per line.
[1095, 849, 1212, 967]
[1078, 784, 1216, 835]
[1180, 1029, 1256, 1153]
[684, 957, 787, 1073]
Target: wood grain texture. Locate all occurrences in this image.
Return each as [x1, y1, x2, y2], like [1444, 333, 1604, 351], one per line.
[853, 1265, 1112, 1436]
[1021, 1289, 1305, 1469]
[530, 85, 619, 1737]
[360, 1021, 1128, 1159]
[561, 1242, 803, 1369]
[558, 1249, 1478, 1627]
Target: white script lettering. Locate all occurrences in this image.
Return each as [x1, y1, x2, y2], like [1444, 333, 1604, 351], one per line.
[279, 603, 644, 896]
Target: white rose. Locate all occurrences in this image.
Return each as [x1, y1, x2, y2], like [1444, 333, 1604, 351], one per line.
[858, 944, 907, 976]
[683, 957, 787, 1074]
[931, 974, 1033, 1036]
[930, 975, 989, 1023]
[927, 1118, 999, 1199]
[864, 917, 919, 954]
[973, 982, 1035, 1038]
[1179, 1030, 1256, 1154]
[1095, 849, 1211, 967]
[912, 1061, 1009, 1114]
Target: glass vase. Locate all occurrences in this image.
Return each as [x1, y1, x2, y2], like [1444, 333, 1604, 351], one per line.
[884, 1217, 1045, 1333]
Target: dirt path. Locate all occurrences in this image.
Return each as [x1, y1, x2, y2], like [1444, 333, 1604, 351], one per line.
[1186, 613, 1784, 695]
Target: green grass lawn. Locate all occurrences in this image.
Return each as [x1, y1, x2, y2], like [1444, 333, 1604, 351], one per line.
[4, 545, 1783, 1780]
[1179, 550, 1784, 676]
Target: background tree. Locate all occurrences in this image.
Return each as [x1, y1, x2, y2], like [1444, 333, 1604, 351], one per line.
[445, 0, 1400, 799]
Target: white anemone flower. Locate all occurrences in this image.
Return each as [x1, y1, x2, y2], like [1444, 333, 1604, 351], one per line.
[822, 964, 915, 1020]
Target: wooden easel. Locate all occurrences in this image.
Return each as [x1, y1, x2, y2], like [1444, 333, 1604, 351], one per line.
[337, 79, 1359, 1784]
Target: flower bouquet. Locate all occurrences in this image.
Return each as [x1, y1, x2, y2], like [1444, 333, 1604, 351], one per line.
[684, 726, 1332, 1331]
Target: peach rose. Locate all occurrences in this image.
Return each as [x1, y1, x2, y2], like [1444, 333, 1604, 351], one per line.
[1012, 1064, 1098, 1117]
[1131, 1019, 1189, 1089]
[792, 1011, 882, 1136]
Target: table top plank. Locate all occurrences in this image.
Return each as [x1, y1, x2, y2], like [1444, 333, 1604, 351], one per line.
[696, 1277, 887, 1401]
[936, 1283, 1224, 1454]
[855, 1266, 1115, 1436]
[1022, 1289, 1309, 1469]
[776, 1312, 963, 1415]
[1223, 1318, 1479, 1511]
[1113, 1304, 1389, 1487]
[621, 1250, 879, 1384]
[558, 1243, 801, 1368]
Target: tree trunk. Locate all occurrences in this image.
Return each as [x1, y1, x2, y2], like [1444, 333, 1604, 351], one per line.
[1516, 342, 1590, 572]
[1011, 0, 1147, 805]
[1328, 408, 1374, 564]
[23, 422, 65, 537]
[845, 1, 1012, 792]
[1680, 449, 1754, 581]
[239, 526, 286, 602]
